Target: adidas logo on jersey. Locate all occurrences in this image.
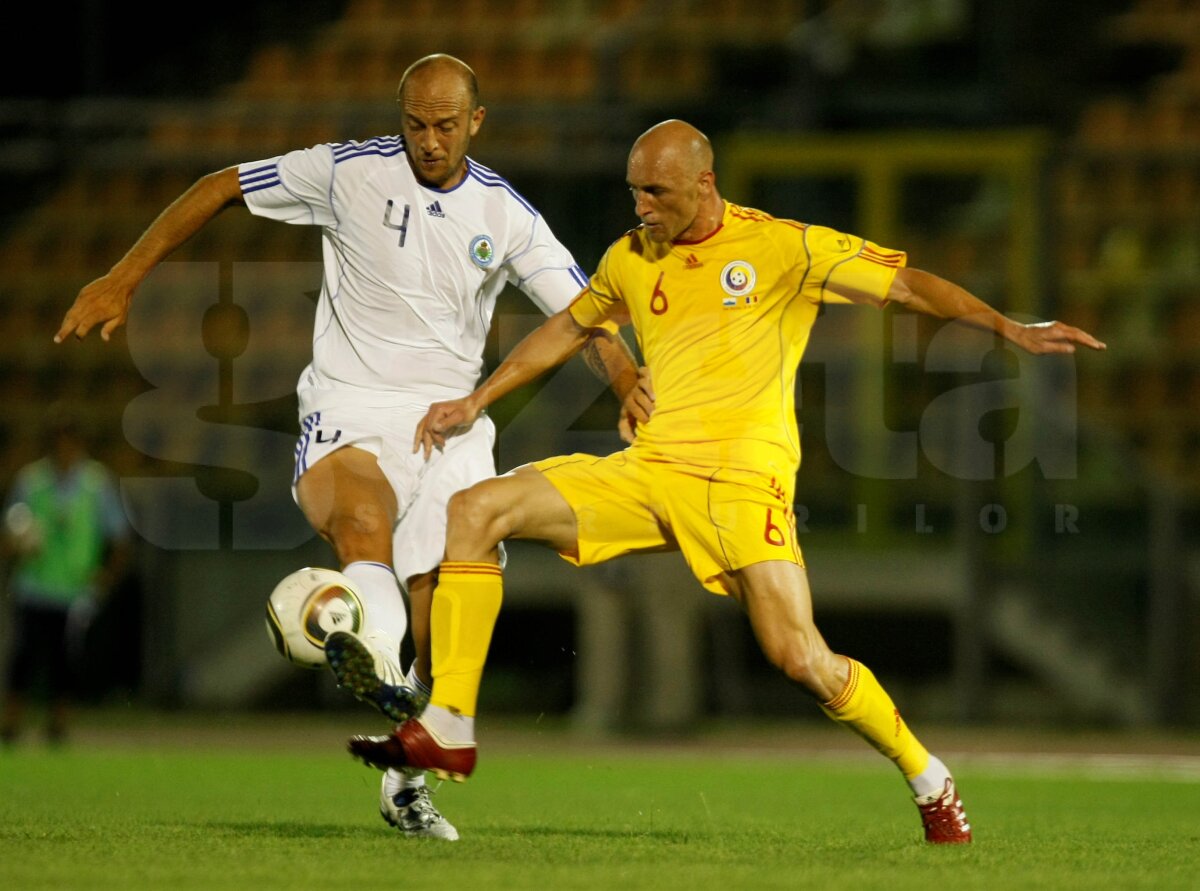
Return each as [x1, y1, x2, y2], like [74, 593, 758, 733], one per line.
[426, 201, 446, 218]
[683, 253, 703, 269]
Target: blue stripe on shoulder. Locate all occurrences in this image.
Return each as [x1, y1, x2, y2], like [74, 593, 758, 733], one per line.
[239, 159, 280, 194]
[242, 179, 281, 194]
[332, 135, 403, 157]
[239, 169, 279, 186]
[333, 145, 407, 165]
[240, 161, 278, 177]
[467, 162, 536, 216]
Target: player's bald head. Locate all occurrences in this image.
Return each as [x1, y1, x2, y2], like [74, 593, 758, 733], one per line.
[626, 120, 722, 243]
[397, 54, 486, 189]
[629, 120, 713, 180]
[397, 54, 479, 109]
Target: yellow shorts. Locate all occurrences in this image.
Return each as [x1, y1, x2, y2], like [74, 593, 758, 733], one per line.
[533, 449, 804, 595]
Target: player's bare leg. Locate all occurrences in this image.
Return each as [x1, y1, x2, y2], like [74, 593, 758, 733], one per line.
[406, 569, 435, 689]
[444, 465, 580, 561]
[296, 445, 418, 719]
[726, 560, 846, 700]
[296, 445, 398, 567]
[729, 560, 970, 843]
[349, 466, 578, 780]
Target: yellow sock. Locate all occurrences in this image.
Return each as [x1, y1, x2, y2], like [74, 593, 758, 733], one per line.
[821, 657, 930, 780]
[429, 561, 503, 718]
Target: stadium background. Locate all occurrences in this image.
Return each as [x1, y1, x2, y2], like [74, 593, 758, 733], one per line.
[1, 0, 1197, 733]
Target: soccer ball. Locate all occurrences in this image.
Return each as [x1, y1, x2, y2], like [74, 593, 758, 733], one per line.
[265, 567, 365, 669]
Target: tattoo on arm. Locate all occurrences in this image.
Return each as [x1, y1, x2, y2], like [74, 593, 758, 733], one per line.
[581, 338, 610, 383]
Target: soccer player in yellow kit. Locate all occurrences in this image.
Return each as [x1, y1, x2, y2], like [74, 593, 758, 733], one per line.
[349, 120, 1107, 844]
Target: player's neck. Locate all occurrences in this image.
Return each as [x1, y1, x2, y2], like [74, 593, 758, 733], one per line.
[409, 157, 469, 192]
[673, 199, 725, 245]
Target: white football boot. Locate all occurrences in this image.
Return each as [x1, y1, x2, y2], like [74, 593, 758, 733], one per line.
[379, 776, 459, 840]
[325, 630, 425, 722]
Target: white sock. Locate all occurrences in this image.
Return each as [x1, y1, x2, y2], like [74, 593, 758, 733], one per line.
[393, 665, 434, 790]
[341, 561, 407, 680]
[404, 662, 432, 699]
[385, 768, 425, 794]
[908, 754, 952, 799]
[420, 703, 475, 745]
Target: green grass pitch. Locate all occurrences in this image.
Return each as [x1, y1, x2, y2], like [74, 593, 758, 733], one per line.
[1, 718, 1197, 890]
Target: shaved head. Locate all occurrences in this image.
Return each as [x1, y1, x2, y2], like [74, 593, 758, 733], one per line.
[630, 119, 713, 179]
[397, 54, 479, 109]
[626, 119, 722, 243]
[396, 54, 486, 189]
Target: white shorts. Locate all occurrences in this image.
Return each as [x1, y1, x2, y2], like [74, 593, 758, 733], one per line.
[292, 406, 498, 586]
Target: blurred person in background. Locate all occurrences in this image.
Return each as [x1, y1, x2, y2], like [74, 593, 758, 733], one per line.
[54, 54, 646, 838]
[1, 409, 130, 746]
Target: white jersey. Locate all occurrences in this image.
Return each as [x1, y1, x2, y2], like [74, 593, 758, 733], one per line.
[238, 136, 589, 413]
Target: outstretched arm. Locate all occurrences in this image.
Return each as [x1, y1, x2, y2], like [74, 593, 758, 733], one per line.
[882, 267, 1107, 355]
[414, 308, 598, 457]
[55, 166, 245, 342]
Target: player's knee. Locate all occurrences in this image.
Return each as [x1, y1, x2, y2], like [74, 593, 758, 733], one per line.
[771, 645, 817, 688]
[446, 483, 508, 544]
[763, 637, 830, 693]
[327, 503, 392, 563]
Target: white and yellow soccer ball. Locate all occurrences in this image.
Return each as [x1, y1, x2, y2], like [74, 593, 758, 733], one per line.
[265, 567, 365, 669]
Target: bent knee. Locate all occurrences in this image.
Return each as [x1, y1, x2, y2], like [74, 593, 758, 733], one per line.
[325, 504, 393, 564]
[447, 483, 509, 541]
[324, 501, 390, 538]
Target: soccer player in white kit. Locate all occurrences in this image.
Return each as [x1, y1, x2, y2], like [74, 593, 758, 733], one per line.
[56, 55, 644, 841]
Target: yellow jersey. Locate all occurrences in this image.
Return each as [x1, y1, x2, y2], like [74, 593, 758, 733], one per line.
[570, 201, 904, 475]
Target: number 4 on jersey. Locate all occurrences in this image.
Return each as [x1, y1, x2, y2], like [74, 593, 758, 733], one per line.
[383, 200, 411, 246]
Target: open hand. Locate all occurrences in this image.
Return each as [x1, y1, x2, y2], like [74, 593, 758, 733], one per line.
[55, 273, 135, 343]
[1015, 320, 1106, 355]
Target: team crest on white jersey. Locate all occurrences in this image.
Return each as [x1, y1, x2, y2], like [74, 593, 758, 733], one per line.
[720, 260, 756, 298]
[470, 234, 495, 267]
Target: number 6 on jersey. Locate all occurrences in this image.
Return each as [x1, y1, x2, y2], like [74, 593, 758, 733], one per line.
[650, 272, 668, 315]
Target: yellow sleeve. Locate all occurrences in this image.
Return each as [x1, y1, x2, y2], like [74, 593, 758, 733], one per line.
[799, 225, 906, 306]
[567, 289, 622, 332]
[568, 240, 627, 331]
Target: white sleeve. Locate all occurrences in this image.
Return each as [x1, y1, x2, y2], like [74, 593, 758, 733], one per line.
[238, 145, 337, 228]
[504, 213, 590, 315]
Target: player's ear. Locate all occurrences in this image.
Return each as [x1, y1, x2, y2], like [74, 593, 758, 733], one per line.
[698, 169, 715, 195]
[469, 105, 486, 137]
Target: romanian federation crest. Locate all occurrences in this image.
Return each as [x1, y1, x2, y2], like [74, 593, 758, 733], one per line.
[720, 260, 756, 297]
[470, 234, 495, 268]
